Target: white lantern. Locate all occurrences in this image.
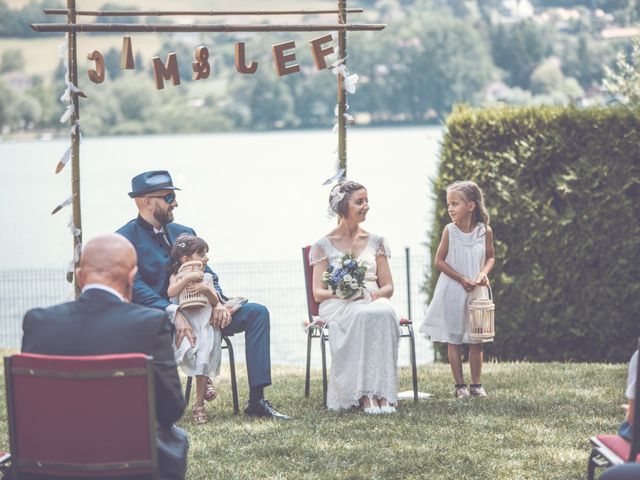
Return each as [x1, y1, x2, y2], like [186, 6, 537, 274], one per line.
[468, 285, 495, 341]
[177, 260, 208, 309]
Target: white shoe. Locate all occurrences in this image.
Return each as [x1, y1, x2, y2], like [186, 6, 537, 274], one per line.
[379, 405, 396, 414]
[364, 405, 382, 414]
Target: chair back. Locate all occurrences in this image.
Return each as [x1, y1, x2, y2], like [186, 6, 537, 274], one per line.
[5, 353, 159, 479]
[302, 246, 320, 320]
[630, 337, 640, 460]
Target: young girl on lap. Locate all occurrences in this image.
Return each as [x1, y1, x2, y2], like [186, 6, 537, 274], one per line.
[420, 181, 495, 398]
[168, 234, 222, 424]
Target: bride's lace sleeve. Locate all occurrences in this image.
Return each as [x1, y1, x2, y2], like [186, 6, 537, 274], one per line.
[374, 235, 391, 257]
[309, 242, 328, 266]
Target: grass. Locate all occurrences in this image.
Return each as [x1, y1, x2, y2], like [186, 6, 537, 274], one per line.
[171, 362, 624, 479]
[0, 359, 626, 479]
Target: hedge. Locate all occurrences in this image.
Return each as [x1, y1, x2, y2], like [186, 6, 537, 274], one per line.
[427, 105, 640, 362]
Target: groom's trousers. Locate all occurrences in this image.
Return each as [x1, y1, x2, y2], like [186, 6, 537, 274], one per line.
[223, 302, 272, 389]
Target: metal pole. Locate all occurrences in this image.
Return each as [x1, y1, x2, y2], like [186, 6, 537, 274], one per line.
[43, 8, 365, 16]
[31, 23, 385, 33]
[67, 0, 82, 297]
[337, 0, 347, 175]
[405, 247, 412, 320]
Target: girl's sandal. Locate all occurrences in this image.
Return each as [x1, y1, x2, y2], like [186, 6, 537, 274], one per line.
[204, 378, 217, 402]
[192, 405, 207, 424]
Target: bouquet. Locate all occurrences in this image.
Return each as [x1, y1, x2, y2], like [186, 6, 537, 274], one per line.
[323, 253, 367, 299]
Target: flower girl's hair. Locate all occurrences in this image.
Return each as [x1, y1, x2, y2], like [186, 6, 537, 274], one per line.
[328, 180, 365, 218]
[447, 180, 490, 227]
[169, 233, 209, 274]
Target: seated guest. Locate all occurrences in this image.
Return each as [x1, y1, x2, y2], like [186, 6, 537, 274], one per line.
[618, 350, 637, 441]
[22, 234, 188, 480]
[117, 170, 288, 419]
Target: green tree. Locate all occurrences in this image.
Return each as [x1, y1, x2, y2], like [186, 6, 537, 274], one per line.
[95, 3, 139, 24]
[361, 13, 495, 119]
[490, 20, 552, 88]
[603, 36, 640, 104]
[0, 49, 25, 73]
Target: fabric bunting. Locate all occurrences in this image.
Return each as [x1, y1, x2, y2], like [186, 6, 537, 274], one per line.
[51, 193, 76, 215]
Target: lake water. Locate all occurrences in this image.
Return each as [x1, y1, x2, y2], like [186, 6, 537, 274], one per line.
[0, 126, 442, 365]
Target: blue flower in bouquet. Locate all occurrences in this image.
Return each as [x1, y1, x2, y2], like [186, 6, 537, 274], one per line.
[323, 252, 367, 299]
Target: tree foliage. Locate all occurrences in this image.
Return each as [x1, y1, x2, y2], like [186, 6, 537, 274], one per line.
[604, 36, 640, 104]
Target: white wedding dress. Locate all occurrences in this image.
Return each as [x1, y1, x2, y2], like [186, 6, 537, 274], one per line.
[309, 234, 400, 410]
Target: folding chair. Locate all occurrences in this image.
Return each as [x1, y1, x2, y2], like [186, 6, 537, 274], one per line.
[4, 353, 159, 479]
[587, 338, 640, 480]
[302, 245, 419, 407]
[184, 333, 239, 415]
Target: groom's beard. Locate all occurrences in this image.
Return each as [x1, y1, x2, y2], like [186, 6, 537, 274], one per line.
[153, 207, 174, 225]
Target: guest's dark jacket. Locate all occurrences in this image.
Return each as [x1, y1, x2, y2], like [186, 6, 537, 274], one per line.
[117, 216, 226, 310]
[22, 288, 185, 428]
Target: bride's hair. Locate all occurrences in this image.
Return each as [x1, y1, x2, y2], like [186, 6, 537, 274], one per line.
[329, 180, 366, 218]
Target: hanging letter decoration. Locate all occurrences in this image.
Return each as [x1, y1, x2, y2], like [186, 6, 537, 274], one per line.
[152, 53, 181, 90]
[272, 41, 300, 77]
[120, 36, 135, 70]
[192, 46, 211, 80]
[310, 34, 335, 71]
[235, 42, 258, 74]
[87, 50, 105, 84]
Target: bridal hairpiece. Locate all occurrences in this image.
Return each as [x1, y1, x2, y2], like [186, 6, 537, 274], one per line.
[327, 185, 345, 217]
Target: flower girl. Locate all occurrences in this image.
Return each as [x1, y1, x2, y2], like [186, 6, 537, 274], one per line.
[420, 181, 495, 398]
[167, 233, 222, 424]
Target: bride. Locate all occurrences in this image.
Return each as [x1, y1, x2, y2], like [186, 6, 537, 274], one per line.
[309, 180, 401, 414]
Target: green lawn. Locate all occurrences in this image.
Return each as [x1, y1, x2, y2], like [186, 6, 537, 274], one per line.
[185, 362, 624, 479]
[0, 360, 626, 479]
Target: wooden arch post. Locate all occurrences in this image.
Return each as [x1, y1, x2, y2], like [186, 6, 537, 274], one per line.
[67, 0, 82, 297]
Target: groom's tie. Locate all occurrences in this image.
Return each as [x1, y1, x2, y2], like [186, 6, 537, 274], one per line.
[156, 230, 171, 252]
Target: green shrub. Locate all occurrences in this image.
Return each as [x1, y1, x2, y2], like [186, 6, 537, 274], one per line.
[427, 105, 640, 361]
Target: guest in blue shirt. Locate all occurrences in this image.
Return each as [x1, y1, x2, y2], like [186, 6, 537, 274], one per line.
[117, 170, 289, 420]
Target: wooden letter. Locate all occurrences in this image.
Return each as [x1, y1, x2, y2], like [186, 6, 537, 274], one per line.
[192, 46, 211, 80]
[272, 41, 300, 77]
[87, 50, 105, 84]
[121, 36, 135, 70]
[235, 42, 258, 74]
[309, 34, 335, 71]
[152, 53, 181, 90]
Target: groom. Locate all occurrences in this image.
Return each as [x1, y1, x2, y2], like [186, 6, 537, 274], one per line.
[117, 170, 289, 420]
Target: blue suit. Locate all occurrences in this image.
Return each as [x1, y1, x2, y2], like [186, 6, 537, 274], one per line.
[117, 216, 271, 389]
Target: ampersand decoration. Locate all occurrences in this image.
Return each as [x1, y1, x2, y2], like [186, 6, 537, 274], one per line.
[192, 46, 211, 80]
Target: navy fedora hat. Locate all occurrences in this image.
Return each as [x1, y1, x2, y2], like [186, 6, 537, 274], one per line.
[128, 170, 181, 198]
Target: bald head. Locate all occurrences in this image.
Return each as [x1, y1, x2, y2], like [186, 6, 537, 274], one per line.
[77, 234, 138, 300]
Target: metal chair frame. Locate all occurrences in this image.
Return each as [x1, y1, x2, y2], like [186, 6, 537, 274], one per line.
[587, 338, 640, 479]
[4, 353, 159, 479]
[302, 245, 419, 407]
[184, 334, 239, 415]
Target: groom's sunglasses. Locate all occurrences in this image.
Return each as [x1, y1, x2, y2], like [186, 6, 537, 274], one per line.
[143, 192, 176, 204]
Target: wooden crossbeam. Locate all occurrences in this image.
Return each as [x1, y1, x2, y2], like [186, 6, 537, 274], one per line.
[43, 8, 365, 16]
[30, 23, 385, 33]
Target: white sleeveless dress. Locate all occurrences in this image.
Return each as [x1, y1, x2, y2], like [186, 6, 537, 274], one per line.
[420, 223, 492, 345]
[309, 234, 401, 410]
[171, 273, 223, 377]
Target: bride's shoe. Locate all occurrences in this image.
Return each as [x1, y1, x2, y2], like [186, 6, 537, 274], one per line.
[378, 398, 396, 414]
[362, 396, 381, 414]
